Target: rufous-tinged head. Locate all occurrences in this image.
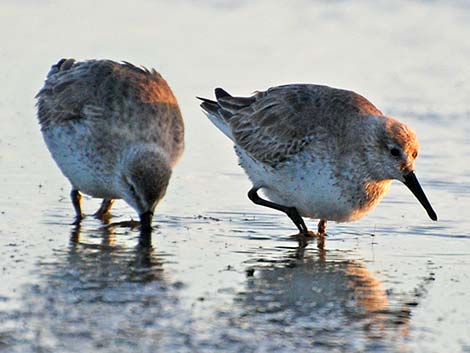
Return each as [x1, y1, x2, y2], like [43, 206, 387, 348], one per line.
[372, 116, 437, 221]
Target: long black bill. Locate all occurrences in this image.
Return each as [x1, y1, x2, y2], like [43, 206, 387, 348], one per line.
[403, 172, 437, 221]
[139, 211, 154, 233]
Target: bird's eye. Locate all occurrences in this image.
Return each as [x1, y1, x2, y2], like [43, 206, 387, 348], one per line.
[129, 184, 136, 195]
[412, 151, 418, 159]
[390, 148, 400, 157]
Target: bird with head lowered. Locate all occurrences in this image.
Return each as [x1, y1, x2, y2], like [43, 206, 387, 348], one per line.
[199, 84, 436, 238]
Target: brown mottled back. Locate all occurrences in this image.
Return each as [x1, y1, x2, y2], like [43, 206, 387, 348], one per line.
[36, 59, 184, 164]
[214, 84, 382, 166]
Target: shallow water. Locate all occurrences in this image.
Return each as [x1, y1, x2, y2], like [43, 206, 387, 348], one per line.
[1, 0, 470, 352]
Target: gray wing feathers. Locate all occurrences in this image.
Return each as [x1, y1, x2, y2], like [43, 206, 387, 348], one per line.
[36, 59, 174, 129]
[200, 84, 383, 166]
[36, 58, 184, 163]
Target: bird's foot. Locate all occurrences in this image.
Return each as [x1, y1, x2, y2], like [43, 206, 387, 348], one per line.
[300, 230, 317, 238]
[292, 230, 326, 249]
[94, 199, 114, 223]
[291, 230, 315, 247]
[71, 214, 84, 225]
[296, 230, 326, 238]
[93, 209, 111, 223]
[103, 219, 141, 229]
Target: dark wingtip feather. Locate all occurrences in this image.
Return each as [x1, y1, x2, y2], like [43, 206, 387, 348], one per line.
[47, 58, 75, 78]
[196, 96, 216, 104]
[198, 96, 220, 115]
[200, 102, 220, 115]
[55, 58, 68, 68]
[215, 88, 231, 100]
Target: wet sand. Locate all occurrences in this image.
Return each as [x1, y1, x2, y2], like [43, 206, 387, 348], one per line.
[1, 1, 470, 352]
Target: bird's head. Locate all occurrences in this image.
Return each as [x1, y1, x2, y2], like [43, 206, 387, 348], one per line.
[368, 116, 437, 221]
[117, 144, 172, 231]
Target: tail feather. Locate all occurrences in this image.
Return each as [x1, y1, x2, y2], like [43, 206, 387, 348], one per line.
[199, 87, 257, 141]
[198, 93, 234, 140]
[217, 96, 255, 113]
[197, 96, 219, 116]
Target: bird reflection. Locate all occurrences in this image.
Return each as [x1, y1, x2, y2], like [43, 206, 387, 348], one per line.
[16, 223, 181, 352]
[291, 232, 326, 259]
[234, 237, 414, 350]
[68, 222, 164, 284]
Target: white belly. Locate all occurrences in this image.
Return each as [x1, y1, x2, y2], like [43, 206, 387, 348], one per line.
[237, 149, 379, 222]
[42, 123, 120, 199]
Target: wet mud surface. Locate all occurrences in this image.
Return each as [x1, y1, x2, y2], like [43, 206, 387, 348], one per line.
[1, 1, 470, 352]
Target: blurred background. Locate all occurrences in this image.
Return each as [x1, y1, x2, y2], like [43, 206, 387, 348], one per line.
[0, 1, 469, 352]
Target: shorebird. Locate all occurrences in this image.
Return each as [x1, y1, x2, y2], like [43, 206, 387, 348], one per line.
[199, 84, 437, 236]
[36, 58, 184, 232]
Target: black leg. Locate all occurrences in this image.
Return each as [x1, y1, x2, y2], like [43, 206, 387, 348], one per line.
[71, 189, 84, 225]
[94, 199, 114, 221]
[248, 187, 309, 233]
